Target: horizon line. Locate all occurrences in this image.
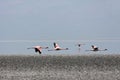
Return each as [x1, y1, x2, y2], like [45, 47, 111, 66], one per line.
[0, 39, 120, 42]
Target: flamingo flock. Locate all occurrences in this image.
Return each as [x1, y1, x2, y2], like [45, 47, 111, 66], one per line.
[27, 42, 108, 54]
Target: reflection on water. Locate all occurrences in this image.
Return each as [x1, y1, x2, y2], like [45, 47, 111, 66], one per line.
[0, 40, 120, 55]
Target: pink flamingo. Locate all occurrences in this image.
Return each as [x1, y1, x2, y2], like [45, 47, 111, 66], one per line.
[86, 45, 107, 51]
[75, 43, 85, 52]
[27, 46, 48, 54]
[48, 42, 68, 51]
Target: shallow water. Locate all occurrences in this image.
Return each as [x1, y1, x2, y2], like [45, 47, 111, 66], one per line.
[0, 55, 120, 80]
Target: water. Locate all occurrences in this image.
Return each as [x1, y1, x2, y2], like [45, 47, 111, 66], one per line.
[0, 55, 120, 80]
[0, 40, 120, 80]
[0, 40, 120, 55]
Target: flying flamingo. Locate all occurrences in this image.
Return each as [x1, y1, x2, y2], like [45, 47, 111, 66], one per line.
[75, 43, 85, 52]
[48, 42, 69, 51]
[76, 44, 85, 47]
[86, 45, 107, 52]
[27, 46, 48, 54]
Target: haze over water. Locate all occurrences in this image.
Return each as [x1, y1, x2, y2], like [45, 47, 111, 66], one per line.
[0, 40, 120, 55]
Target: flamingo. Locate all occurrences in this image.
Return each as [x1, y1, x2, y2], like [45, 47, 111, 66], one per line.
[86, 45, 107, 51]
[75, 43, 85, 48]
[75, 43, 85, 52]
[48, 42, 68, 51]
[27, 46, 48, 54]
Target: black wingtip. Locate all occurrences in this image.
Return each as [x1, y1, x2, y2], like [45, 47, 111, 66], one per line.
[105, 49, 107, 51]
[66, 48, 69, 50]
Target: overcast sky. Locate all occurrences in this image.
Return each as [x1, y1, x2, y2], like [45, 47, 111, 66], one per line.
[0, 0, 120, 41]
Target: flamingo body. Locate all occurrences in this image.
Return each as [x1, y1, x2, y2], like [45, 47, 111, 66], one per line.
[48, 42, 68, 51]
[86, 45, 107, 52]
[28, 46, 48, 54]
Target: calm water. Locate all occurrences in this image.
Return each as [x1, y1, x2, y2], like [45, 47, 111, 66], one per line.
[0, 55, 120, 80]
[0, 40, 120, 55]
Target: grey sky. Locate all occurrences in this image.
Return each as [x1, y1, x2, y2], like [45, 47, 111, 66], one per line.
[0, 0, 120, 40]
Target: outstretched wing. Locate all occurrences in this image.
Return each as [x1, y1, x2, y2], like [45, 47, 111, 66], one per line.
[54, 42, 60, 48]
[35, 46, 42, 51]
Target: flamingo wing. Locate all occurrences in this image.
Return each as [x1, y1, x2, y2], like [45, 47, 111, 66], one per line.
[34, 46, 42, 53]
[54, 42, 60, 49]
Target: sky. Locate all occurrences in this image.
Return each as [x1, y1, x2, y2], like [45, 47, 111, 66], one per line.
[1, 0, 120, 40]
[0, 0, 120, 55]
